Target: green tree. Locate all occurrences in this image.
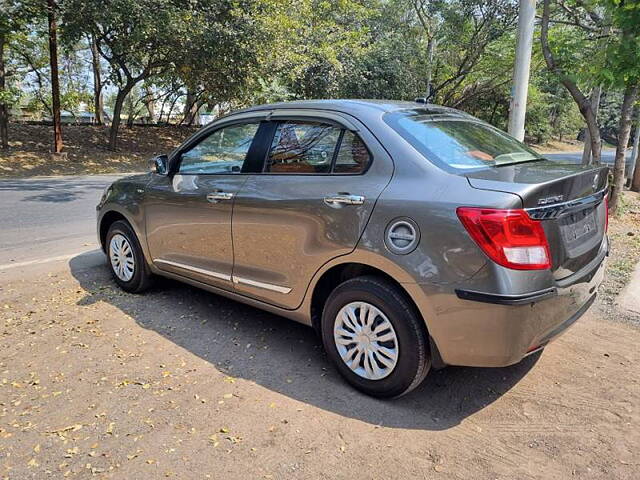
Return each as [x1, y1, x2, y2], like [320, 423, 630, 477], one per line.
[0, 0, 34, 148]
[540, 0, 606, 164]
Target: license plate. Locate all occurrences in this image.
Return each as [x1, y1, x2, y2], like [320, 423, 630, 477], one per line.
[560, 208, 597, 245]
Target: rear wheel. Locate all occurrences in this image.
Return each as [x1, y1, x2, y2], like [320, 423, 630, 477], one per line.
[106, 220, 153, 293]
[321, 275, 430, 398]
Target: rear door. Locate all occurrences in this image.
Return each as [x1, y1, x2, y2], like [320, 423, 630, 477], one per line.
[231, 113, 394, 309]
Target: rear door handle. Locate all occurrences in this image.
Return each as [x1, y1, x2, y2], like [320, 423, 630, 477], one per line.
[324, 194, 365, 206]
[206, 191, 234, 202]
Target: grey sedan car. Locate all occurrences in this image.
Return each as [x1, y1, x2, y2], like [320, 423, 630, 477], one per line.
[97, 100, 608, 398]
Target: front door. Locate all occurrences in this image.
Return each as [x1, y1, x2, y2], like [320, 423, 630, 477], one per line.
[231, 117, 394, 309]
[144, 121, 260, 288]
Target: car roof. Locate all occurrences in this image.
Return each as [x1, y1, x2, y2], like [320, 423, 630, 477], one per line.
[234, 99, 465, 117]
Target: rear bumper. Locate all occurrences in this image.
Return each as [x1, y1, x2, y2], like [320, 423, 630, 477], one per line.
[410, 255, 605, 368]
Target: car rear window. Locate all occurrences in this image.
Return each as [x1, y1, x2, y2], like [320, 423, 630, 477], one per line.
[384, 109, 542, 172]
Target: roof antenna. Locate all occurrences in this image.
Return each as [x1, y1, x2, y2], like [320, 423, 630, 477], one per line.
[415, 83, 433, 104]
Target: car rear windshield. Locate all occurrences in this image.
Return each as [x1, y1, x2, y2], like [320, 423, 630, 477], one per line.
[384, 109, 543, 172]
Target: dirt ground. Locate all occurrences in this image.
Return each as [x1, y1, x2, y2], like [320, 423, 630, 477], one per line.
[0, 124, 197, 178]
[1, 249, 639, 479]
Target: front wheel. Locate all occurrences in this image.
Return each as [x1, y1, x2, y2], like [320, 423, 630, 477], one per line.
[321, 276, 431, 398]
[105, 220, 153, 293]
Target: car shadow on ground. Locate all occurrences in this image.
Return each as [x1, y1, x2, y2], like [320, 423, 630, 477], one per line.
[0, 177, 109, 203]
[69, 250, 540, 431]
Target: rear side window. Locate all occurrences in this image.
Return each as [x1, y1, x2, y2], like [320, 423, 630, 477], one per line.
[178, 123, 259, 174]
[334, 131, 369, 174]
[266, 121, 340, 174]
[264, 121, 371, 174]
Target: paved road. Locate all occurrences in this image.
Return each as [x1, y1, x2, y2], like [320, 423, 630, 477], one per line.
[0, 174, 123, 269]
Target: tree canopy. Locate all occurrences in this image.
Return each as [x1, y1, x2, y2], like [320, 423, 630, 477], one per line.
[0, 0, 638, 164]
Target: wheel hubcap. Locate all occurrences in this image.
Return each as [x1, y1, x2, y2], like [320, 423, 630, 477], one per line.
[109, 234, 135, 282]
[333, 301, 399, 380]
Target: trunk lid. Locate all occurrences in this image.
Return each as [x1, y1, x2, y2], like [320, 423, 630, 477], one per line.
[465, 160, 608, 280]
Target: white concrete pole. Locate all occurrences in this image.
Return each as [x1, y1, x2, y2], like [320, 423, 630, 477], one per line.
[630, 117, 640, 184]
[508, 0, 537, 141]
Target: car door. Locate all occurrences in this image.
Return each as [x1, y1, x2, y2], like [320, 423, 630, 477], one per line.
[144, 120, 263, 289]
[231, 113, 394, 309]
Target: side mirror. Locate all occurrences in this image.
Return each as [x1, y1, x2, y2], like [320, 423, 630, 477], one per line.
[149, 154, 169, 175]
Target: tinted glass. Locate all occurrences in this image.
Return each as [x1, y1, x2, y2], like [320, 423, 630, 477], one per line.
[385, 110, 542, 171]
[334, 131, 370, 174]
[179, 123, 259, 174]
[266, 121, 341, 174]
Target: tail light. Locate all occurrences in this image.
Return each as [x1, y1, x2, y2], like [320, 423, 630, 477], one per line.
[604, 196, 609, 232]
[456, 207, 551, 270]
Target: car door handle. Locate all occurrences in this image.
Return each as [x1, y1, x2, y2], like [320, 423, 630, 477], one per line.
[323, 194, 365, 206]
[206, 191, 234, 202]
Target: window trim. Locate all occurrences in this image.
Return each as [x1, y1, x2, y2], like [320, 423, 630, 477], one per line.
[167, 110, 374, 177]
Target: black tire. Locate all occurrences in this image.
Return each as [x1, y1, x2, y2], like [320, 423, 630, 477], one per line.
[105, 220, 154, 293]
[321, 275, 431, 398]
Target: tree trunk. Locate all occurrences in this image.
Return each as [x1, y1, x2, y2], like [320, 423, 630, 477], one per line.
[0, 33, 8, 149]
[166, 92, 184, 125]
[157, 90, 173, 124]
[109, 87, 131, 151]
[541, 0, 601, 164]
[47, 0, 63, 153]
[145, 86, 155, 122]
[609, 84, 639, 213]
[89, 34, 104, 125]
[581, 86, 601, 165]
[183, 90, 200, 126]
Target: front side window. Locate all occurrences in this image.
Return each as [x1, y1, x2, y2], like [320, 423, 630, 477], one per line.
[178, 123, 259, 174]
[265, 121, 341, 174]
[384, 109, 542, 172]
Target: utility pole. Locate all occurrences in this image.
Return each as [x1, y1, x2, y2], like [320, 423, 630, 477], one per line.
[631, 113, 640, 191]
[507, 0, 536, 141]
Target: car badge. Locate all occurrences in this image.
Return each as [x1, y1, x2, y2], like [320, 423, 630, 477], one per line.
[537, 195, 564, 206]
